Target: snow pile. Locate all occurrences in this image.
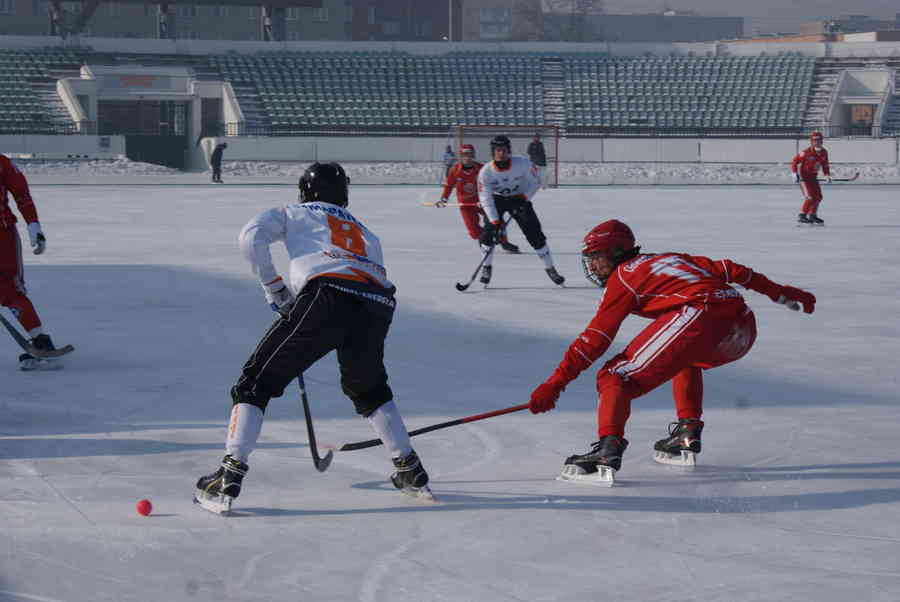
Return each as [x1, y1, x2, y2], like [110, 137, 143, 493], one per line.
[17, 157, 900, 185]
[15, 155, 181, 176]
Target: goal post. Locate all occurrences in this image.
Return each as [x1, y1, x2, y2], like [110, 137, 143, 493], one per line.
[454, 124, 560, 188]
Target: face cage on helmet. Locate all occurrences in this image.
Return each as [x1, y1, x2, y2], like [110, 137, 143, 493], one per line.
[581, 254, 608, 288]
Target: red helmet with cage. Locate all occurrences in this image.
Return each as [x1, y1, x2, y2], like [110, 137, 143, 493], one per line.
[581, 220, 640, 286]
[810, 131, 824, 144]
[459, 144, 476, 156]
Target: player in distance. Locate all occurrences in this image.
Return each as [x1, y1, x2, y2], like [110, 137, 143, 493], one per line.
[528, 220, 816, 485]
[477, 135, 564, 286]
[0, 154, 61, 370]
[194, 162, 432, 514]
[436, 144, 519, 254]
[791, 131, 831, 225]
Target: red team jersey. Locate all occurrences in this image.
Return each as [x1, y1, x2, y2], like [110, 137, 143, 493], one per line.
[791, 146, 830, 181]
[441, 162, 483, 205]
[553, 253, 755, 383]
[0, 154, 38, 228]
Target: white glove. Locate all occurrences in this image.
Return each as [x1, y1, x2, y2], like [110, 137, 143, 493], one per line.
[262, 277, 294, 316]
[824, 176, 833, 184]
[27, 222, 46, 255]
[435, 198, 448, 208]
[791, 172, 800, 184]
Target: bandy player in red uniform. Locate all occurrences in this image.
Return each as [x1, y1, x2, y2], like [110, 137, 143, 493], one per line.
[436, 144, 519, 254]
[528, 220, 816, 485]
[791, 131, 831, 225]
[0, 154, 60, 370]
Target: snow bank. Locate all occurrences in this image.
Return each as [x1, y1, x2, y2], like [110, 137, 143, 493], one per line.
[18, 158, 900, 185]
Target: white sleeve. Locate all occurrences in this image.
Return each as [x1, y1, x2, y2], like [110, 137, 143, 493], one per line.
[521, 160, 541, 201]
[477, 164, 500, 223]
[238, 207, 287, 286]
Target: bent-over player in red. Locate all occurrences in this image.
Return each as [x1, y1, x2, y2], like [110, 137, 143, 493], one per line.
[0, 154, 60, 370]
[436, 144, 519, 254]
[528, 220, 816, 485]
[791, 131, 831, 225]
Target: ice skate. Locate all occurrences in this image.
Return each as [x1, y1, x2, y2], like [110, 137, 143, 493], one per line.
[557, 436, 628, 487]
[391, 450, 434, 501]
[193, 454, 248, 515]
[808, 214, 825, 226]
[479, 265, 492, 286]
[797, 213, 812, 225]
[18, 334, 62, 371]
[500, 240, 520, 254]
[653, 419, 703, 467]
[545, 267, 565, 287]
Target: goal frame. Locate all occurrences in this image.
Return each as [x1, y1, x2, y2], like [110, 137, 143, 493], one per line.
[455, 124, 561, 188]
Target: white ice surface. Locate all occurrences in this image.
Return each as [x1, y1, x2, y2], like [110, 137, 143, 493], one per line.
[1, 181, 899, 602]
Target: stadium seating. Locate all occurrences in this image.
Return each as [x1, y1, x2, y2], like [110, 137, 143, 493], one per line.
[562, 55, 816, 131]
[0, 48, 82, 133]
[208, 50, 544, 131]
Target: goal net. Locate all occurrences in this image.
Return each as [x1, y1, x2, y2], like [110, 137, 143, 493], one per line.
[454, 125, 560, 188]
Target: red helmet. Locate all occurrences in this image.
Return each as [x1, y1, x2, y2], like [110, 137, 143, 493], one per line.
[459, 144, 475, 156]
[582, 220, 640, 287]
[810, 131, 824, 142]
[582, 220, 636, 260]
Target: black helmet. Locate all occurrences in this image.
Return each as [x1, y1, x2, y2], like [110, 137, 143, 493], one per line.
[490, 135, 511, 153]
[298, 162, 349, 207]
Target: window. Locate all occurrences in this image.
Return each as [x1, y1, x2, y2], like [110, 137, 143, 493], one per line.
[0, 0, 15, 12]
[287, 31, 302, 41]
[33, 1, 50, 16]
[383, 20, 400, 36]
[211, 5, 229, 17]
[479, 7, 511, 39]
[367, 6, 375, 25]
[107, 1, 121, 17]
[286, 7, 299, 20]
[248, 6, 258, 19]
[177, 30, 200, 40]
[176, 4, 196, 18]
[312, 7, 328, 22]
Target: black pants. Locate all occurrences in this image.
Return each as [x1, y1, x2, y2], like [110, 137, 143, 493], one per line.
[232, 280, 395, 416]
[211, 163, 222, 182]
[494, 196, 547, 249]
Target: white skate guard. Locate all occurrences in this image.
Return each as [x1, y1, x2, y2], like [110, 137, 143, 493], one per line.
[653, 449, 697, 467]
[556, 464, 617, 487]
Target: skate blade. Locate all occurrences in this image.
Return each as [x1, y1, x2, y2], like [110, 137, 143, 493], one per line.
[193, 491, 234, 515]
[653, 450, 697, 467]
[399, 484, 436, 503]
[556, 464, 616, 487]
[19, 358, 63, 371]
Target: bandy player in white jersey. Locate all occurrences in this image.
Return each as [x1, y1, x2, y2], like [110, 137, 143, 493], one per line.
[194, 162, 432, 514]
[476, 135, 565, 287]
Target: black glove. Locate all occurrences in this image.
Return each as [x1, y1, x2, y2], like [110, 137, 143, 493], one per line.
[479, 221, 502, 246]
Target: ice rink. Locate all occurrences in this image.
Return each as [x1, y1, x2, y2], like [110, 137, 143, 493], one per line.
[2, 181, 899, 602]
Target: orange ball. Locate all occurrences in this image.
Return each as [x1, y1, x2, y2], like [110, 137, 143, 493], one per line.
[136, 499, 153, 516]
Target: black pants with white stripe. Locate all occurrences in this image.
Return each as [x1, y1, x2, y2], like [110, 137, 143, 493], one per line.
[232, 278, 394, 416]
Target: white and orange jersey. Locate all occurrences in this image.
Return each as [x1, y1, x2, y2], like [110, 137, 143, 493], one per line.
[239, 201, 393, 295]
[477, 155, 541, 223]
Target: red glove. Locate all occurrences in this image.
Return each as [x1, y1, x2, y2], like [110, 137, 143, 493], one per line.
[776, 285, 816, 314]
[529, 377, 566, 414]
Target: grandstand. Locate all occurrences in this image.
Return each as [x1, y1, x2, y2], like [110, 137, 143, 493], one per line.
[1, 38, 899, 169]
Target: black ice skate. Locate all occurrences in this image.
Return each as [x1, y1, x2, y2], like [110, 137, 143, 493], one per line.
[653, 419, 703, 467]
[19, 334, 62, 371]
[557, 436, 628, 487]
[391, 450, 434, 501]
[808, 214, 825, 226]
[545, 267, 565, 286]
[193, 455, 248, 515]
[500, 240, 520, 254]
[479, 265, 492, 285]
[797, 213, 812, 225]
